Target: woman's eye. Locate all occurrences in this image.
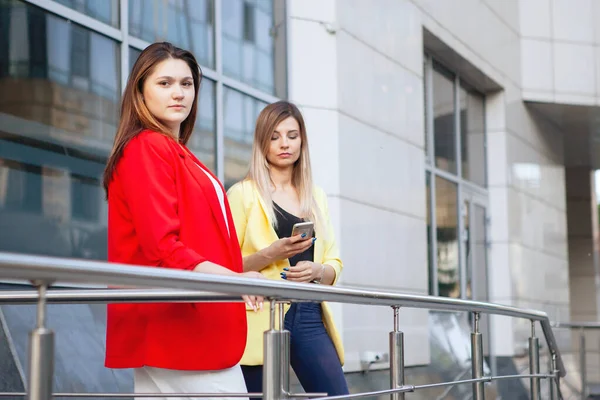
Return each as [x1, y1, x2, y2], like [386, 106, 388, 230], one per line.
[271, 136, 278, 141]
[289, 135, 298, 140]
[159, 81, 169, 86]
[182, 82, 193, 87]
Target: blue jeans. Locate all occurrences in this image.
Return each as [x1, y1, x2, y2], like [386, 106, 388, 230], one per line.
[241, 302, 349, 398]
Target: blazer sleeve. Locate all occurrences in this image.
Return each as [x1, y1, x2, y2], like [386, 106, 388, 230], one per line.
[226, 182, 248, 248]
[117, 133, 207, 270]
[318, 189, 343, 285]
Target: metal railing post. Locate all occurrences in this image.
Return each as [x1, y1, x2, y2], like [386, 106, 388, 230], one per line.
[389, 306, 405, 400]
[548, 352, 558, 400]
[580, 329, 587, 400]
[528, 321, 540, 400]
[0, 252, 570, 386]
[471, 312, 485, 400]
[279, 302, 290, 396]
[263, 300, 289, 400]
[27, 283, 54, 400]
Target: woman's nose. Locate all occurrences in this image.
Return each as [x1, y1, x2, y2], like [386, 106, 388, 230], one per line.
[172, 85, 184, 99]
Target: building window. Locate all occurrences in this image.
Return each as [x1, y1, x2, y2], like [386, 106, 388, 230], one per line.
[222, 0, 286, 97]
[0, 0, 287, 261]
[223, 86, 267, 188]
[129, 0, 215, 69]
[55, 0, 120, 27]
[128, 0, 285, 182]
[424, 54, 488, 299]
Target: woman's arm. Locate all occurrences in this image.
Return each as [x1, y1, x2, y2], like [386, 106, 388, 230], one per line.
[317, 189, 343, 285]
[227, 183, 266, 272]
[243, 235, 315, 272]
[119, 136, 263, 309]
[227, 183, 314, 273]
[118, 133, 207, 270]
[279, 190, 341, 286]
[284, 261, 335, 285]
[242, 249, 275, 272]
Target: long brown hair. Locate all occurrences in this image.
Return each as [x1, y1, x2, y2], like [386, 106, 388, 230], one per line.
[247, 101, 324, 233]
[102, 42, 202, 197]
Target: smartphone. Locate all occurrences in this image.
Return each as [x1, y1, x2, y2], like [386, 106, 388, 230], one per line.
[291, 221, 314, 238]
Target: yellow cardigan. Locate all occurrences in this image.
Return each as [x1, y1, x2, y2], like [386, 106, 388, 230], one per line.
[227, 180, 344, 366]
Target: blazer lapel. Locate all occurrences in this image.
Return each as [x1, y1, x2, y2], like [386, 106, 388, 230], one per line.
[178, 146, 232, 253]
[249, 182, 280, 246]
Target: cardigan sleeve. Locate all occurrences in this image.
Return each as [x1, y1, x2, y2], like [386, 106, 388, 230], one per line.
[316, 188, 343, 285]
[226, 182, 249, 248]
[117, 132, 207, 270]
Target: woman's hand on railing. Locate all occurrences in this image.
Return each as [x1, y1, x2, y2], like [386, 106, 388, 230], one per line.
[193, 261, 264, 311]
[240, 271, 265, 312]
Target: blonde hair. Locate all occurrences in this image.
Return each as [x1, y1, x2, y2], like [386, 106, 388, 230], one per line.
[247, 101, 324, 233]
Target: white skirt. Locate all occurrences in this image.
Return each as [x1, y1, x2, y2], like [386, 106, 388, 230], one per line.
[134, 364, 249, 400]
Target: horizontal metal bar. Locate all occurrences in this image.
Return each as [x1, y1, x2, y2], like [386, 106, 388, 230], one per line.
[311, 374, 557, 400]
[554, 322, 600, 329]
[0, 289, 242, 305]
[412, 374, 552, 392]
[0, 252, 566, 377]
[310, 385, 415, 400]
[1, 393, 255, 398]
[490, 373, 553, 381]
[0, 253, 550, 317]
[0, 376, 557, 399]
[412, 377, 491, 392]
[0, 393, 326, 398]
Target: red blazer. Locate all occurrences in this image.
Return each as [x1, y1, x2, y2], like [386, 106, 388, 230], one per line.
[105, 130, 246, 370]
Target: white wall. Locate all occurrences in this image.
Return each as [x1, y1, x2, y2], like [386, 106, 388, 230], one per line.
[520, 0, 600, 105]
[287, 0, 572, 368]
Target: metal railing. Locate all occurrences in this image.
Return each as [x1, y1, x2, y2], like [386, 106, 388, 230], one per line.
[0, 252, 567, 400]
[553, 321, 600, 400]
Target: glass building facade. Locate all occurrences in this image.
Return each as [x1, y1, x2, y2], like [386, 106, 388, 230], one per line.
[0, 0, 286, 261]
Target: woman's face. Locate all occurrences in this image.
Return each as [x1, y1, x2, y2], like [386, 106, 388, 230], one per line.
[266, 116, 302, 170]
[142, 58, 195, 137]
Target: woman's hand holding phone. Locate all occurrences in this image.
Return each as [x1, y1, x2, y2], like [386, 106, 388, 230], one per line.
[265, 234, 315, 263]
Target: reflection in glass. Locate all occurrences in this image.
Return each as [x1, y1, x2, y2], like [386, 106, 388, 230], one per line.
[0, 2, 120, 260]
[55, 0, 119, 27]
[129, 0, 214, 68]
[433, 66, 456, 174]
[426, 172, 434, 294]
[471, 205, 488, 301]
[424, 59, 430, 163]
[0, 2, 121, 143]
[0, 139, 107, 260]
[463, 200, 470, 298]
[470, 203, 490, 356]
[222, 0, 285, 96]
[435, 177, 459, 298]
[129, 47, 141, 73]
[189, 78, 216, 172]
[459, 86, 486, 186]
[223, 87, 266, 189]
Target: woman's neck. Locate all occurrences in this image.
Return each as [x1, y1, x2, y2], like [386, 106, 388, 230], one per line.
[270, 165, 294, 191]
[163, 122, 180, 141]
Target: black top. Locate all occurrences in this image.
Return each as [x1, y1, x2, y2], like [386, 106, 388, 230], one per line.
[273, 202, 314, 267]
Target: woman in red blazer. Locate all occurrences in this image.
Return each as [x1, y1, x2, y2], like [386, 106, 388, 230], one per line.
[102, 42, 263, 398]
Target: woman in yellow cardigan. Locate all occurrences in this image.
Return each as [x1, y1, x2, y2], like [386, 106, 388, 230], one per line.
[227, 101, 348, 397]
